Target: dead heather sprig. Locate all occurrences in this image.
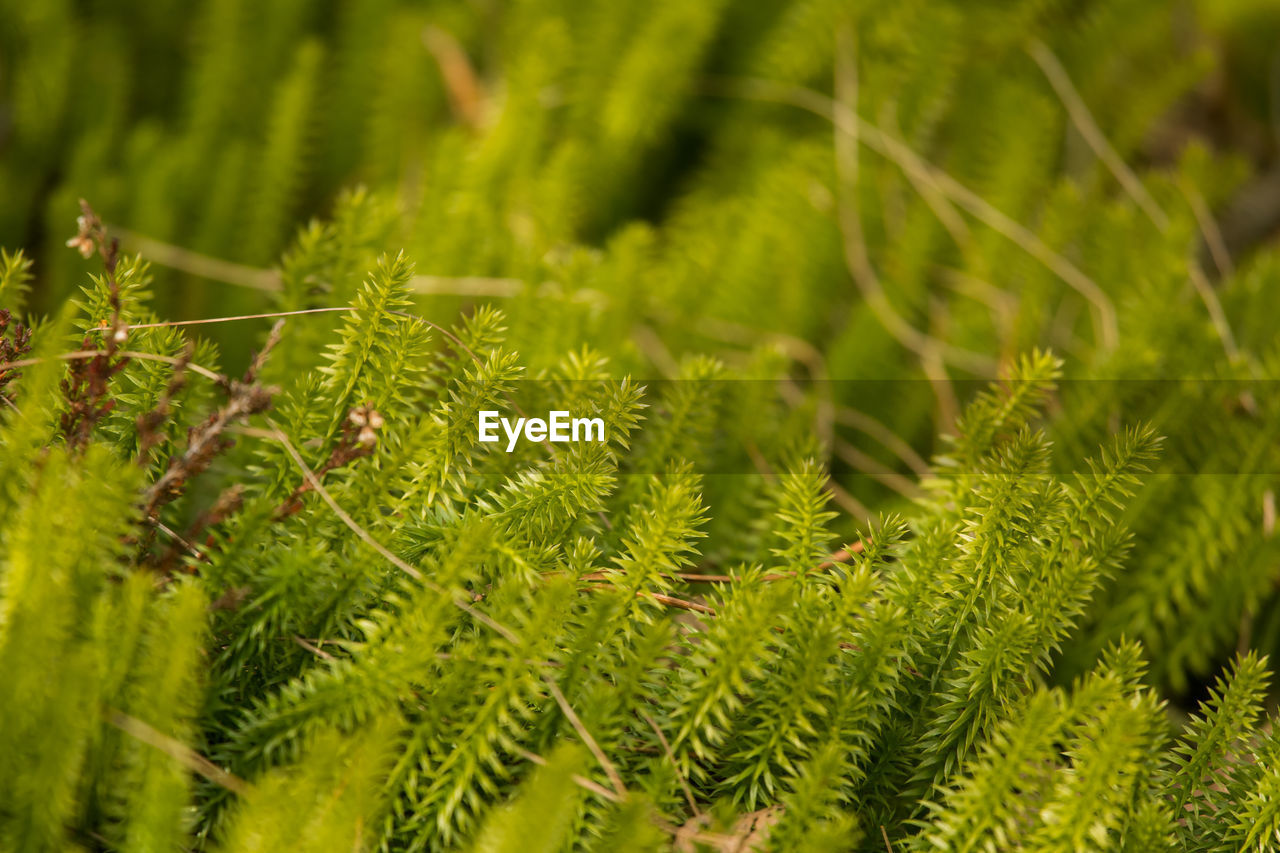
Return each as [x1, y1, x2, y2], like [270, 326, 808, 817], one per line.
[151, 484, 246, 575]
[68, 199, 127, 343]
[60, 200, 131, 449]
[0, 308, 33, 404]
[59, 341, 131, 448]
[141, 321, 284, 521]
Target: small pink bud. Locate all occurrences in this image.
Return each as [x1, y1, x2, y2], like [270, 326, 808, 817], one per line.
[66, 235, 95, 259]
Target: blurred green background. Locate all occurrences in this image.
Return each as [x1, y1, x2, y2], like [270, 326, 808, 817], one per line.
[2, 1, 1275, 350]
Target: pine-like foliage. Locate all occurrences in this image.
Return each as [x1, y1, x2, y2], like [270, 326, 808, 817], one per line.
[3, 0, 1280, 851]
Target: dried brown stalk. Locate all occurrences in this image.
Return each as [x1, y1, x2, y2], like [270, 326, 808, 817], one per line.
[60, 200, 131, 449]
[141, 321, 283, 520]
[105, 708, 246, 795]
[0, 308, 32, 404]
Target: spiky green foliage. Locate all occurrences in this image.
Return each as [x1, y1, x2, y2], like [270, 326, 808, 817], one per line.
[3, 255, 1278, 848]
[5, 0, 1280, 850]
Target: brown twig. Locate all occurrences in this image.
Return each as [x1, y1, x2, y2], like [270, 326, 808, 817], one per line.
[61, 201, 134, 449]
[0, 349, 222, 384]
[514, 748, 623, 804]
[151, 484, 246, 574]
[646, 593, 716, 615]
[543, 676, 628, 801]
[293, 635, 335, 661]
[111, 227, 526, 298]
[834, 439, 924, 499]
[830, 29, 996, 376]
[817, 542, 864, 568]
[1027, 42, 1245, 366]
[827, 480, 870, 520]
[700, 75, 1118, 350]
[105, 708, 247, 795]
[141, 322, 282, 520]
[422, 26, 484, 130]
[60, 202, 157, 448]
[1027, 41, 1168, 230]
[152, 521, 202, 561]
[642, 711, 701, 817]
[59, 344, 131, 449]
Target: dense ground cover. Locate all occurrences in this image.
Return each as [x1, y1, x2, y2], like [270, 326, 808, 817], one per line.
[2, 1, 1280, 849]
